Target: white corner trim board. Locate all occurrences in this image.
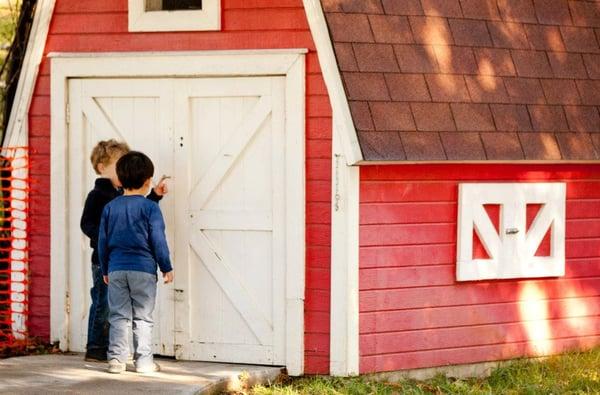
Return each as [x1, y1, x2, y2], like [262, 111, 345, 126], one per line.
[301, 0, 361, 376]
[50, 50, 306, 375]
[3, 0, 56, 149]
[128, 0, 220, 32]
[457, 183, 566, 281]
[329, 114, 360, 377]
[302, 0, 364, 165]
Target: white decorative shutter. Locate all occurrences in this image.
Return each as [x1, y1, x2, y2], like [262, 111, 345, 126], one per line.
[457, 183, 566, 281]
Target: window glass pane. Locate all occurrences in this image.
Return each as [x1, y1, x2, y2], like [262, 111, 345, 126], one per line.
[145, 0, 203, 11]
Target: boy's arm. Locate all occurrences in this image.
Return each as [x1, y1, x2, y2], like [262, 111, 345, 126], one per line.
[147, 176, 169, 202]
[148, 204, 173, 274]
[146, 188, 163, 203]
[98, 208, 110, 276]
[80, 190, 102, 241]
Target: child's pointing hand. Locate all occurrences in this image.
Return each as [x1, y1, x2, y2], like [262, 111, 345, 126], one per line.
[154, 175, 171, 196]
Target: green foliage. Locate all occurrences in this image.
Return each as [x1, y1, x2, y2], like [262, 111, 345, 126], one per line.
[0, 1, 20, 48]
[249, 347, 600, 394]
[0, 0, 21, 129]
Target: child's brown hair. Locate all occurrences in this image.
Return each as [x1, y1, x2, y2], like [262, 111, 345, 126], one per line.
[90, 139, 130, 174]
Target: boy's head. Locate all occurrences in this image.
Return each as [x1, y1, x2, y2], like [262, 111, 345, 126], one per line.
[90, 139, 130, 175]
[116, 151, 154, 191]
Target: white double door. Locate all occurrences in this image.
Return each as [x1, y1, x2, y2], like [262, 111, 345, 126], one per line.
[67, 77, 287, 365]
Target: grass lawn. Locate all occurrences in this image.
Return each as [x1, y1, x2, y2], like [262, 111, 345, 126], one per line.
[251, 347, 600, 394]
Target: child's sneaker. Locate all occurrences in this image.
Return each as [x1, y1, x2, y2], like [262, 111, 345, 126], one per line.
[84, 349, 107, 362]
[107, 359, 126, 374]
[135, 362, 161, 374]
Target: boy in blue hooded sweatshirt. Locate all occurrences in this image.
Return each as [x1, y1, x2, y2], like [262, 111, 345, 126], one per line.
[98, 151, 174, 374]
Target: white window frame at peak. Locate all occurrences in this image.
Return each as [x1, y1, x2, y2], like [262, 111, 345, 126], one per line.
[128, 0, 220, 32]
[457, 183, 566, 282]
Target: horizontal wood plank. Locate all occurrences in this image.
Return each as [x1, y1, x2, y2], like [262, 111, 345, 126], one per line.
[361, 165, 600, 182]
[360, 243, 456, 268]
[360, 278, 600, 311]
[306, 158, 332, 180]
[224, 8, 308, 31]
[361, 202, 457, 225]
[360, 223, 456, 246]
[360, 258, 600, 290]
[360, 335, 600, 372]
[306, 268, 331, 290]
[45, 31, 316, 52]
[223, 0, 302, 9]
[55, 0, 127, 13]
[361, 295, 600, 333]
[361, 316, 600, 355]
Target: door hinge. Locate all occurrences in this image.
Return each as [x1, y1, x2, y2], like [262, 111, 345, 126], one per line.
[174, 288, 184, 302]
[65, 291, 71, 314]
[174, 344, 183, 358]
[66, 103, 71, 124]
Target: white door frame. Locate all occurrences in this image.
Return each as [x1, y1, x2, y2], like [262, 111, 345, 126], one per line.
[50, 49, 307, 375]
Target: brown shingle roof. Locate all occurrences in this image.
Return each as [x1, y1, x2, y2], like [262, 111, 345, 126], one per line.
[323, 0, 600, 161]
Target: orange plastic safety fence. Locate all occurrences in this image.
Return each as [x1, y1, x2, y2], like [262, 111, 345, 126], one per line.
[0, 147, 29, 347]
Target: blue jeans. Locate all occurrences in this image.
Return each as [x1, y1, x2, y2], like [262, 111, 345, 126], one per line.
[86, 264, 109, 354]
[107, 270, 157, 368]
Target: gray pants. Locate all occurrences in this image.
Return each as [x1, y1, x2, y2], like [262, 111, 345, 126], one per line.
[107, 270, 157, 368]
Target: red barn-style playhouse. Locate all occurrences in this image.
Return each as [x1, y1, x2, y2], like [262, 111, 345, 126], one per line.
[4, 0, 600, 377]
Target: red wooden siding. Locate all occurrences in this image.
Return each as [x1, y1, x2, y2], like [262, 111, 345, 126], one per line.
[359, 164, 600, 373]
[28, 0, 331, 374]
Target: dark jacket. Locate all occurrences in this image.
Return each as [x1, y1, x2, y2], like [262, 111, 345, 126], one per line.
[80, 178, 161, 265]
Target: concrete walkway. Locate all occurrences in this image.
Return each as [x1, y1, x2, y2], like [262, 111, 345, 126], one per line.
[0, 354, 284, 394]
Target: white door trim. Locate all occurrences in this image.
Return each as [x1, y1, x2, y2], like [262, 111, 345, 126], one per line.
[50, 50, 306, 375]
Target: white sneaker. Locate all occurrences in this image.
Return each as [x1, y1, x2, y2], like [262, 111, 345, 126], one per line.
[107, 359, 126, 374]
[135, 362, 161, 374]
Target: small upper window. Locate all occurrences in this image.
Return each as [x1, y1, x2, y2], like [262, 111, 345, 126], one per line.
[146, 0, 203, 11]
[129, 0, 219, 32]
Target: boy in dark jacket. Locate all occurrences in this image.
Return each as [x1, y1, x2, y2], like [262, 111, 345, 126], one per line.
[98, 151, 174, 374]
[80, 140, 168, 362]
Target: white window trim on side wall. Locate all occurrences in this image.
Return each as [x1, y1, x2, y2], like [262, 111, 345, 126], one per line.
[49, 49, 306, 376]
[457, 182, 566, 281]
[302, 0, 361, 376]
[128, 0, 220, 32]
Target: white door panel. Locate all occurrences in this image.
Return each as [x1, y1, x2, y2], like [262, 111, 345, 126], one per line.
[174, 77, 286, 364]
[67, 79, 175, 355]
